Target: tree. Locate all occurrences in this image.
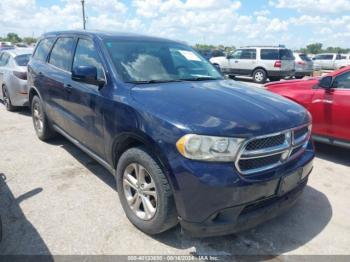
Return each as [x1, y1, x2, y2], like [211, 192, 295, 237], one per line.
[5, 33, 22, 43]
[303, 43, 323, 54]
[22, 37, 37, 45]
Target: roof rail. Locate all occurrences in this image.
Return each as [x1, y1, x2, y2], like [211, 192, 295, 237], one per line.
[240, 45, 286, 48]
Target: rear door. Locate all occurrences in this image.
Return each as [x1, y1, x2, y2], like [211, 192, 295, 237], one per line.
[65, 37, 107, 157]
[45, 37, 76, 130]
[279, 49, 294, 71]
[236, 49, 257, 75]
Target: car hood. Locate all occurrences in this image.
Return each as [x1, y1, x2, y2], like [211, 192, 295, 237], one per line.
[131, 80, 310, 137]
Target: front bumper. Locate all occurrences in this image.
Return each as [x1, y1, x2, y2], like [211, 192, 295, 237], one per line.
[180, 175, 309, 237]
[169, 141, 314, 237]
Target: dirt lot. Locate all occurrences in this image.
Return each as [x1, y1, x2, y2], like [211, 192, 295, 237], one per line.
[0, 82, 350, 258]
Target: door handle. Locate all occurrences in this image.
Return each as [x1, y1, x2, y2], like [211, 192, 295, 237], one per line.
[234, 60, 239, 63]
[64, 84, 73, 93]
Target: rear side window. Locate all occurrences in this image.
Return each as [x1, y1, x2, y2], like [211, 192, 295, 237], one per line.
[33, 38, 55, 62]
[73, 38, 105, 79]
[260, 49, 279, 60]
[279, 49, 294, 60]
[15, 54, 31, 66]
[49, 37, 75, 71]
[0, 53, 10, 66]
[299, 54, 311, 62]
[241, 49, 256, 59]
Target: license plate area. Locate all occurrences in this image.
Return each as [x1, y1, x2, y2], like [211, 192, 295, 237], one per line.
[277, 168, 303, 196]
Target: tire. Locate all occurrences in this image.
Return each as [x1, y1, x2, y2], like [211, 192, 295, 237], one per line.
[269, 77, 281, 82]
[2, 86, 16, 112]
[252, 69, 267, 83]
[31, 95, 56, 141]
[116, 147, 178, 235]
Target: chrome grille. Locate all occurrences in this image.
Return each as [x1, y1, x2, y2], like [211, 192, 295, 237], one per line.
[236, 124, 311, 175]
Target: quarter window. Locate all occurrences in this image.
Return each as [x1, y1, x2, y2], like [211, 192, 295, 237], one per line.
[33, 38, 55, 62]
[72, 38, 105, 79]
[49, 37, 75, 71]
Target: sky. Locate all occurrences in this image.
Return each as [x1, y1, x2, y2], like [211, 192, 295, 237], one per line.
[0, 0, 350, 48]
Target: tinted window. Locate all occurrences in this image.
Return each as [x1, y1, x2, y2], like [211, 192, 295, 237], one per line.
[73, 39, 104, 79]
[334, 71, 350, 89]
[241, 49, 256, 59]
[0, 53, 10, 66]
[336, 54, 342, 60]
[104, 39, 222, 83]
[279, 49, 294, 60]
[33, 38, 55, 62]
[15, 54, 31, 66]
[299, 54, 312, 62]
[49, 37, 75, 71]
[211, 50, 225, 57]
[260, 49, 279, 60]
[317, 54, 334, 60]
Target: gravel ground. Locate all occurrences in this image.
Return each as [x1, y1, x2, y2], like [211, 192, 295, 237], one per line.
[0, 82, 349, 258]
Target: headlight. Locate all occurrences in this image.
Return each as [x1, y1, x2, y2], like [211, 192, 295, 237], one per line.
[176, 134, 245, 162]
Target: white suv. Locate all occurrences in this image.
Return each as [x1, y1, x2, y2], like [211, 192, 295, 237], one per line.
[210, 46, 295, 83]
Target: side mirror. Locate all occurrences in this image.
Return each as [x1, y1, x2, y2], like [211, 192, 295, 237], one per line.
[319, 76, 333, 89]
[226, 54, 232, 59]
[312, 57, 316, 60]
[72, 65, 105, 88]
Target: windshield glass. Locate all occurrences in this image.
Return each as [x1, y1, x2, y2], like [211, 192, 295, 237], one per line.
[104, 39, 223, 83]
[15, 54, 31, 66]
[299, 54, 312, 62]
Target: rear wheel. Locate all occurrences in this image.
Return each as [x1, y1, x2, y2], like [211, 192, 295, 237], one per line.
[253, 69, 267, 83]
[2, 86, 15, 112]
[31, 96, 56, 141]
[116, 147, 178, 235]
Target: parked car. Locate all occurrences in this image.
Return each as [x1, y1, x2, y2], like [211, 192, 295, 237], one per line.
[266, 66, 350, 148]
[195, 49, 225, 60]
[28, 31, 314, 237]
[0, 42, 15, 51]
[210, 46, 295, 83]
[312, 53, 343, 70]
[335, 54, 350, 69]
[0, 48, 33, 111]
[293, 52, 313, 79]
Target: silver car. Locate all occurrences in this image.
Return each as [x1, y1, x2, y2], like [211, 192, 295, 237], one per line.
[293, 52, 313, 79]
[210, 46, 295, 83]
[0, 48, 33, 111]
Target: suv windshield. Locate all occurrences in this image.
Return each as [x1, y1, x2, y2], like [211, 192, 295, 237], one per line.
[104, 39, 223, 83]
[15, 54, 31, 66]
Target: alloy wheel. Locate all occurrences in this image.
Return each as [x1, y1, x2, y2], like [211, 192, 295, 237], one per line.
[33, 102, 44, 133]
[3, 88, 10, 109]
[123, 163, 157, 220]
[254, 72, 264, 82]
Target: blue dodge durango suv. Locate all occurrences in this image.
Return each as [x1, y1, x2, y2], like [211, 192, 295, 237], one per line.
[27, 31, 314, 237]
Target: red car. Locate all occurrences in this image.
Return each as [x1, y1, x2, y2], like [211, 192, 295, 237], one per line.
[266, 66, 350, 148]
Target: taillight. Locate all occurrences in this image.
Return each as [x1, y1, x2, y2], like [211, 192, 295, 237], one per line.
[13, 71, 27, 80]
[274, 60, 282, 68]
[297, 61, 306, 65]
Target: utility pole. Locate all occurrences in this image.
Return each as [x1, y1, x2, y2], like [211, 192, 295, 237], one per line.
[81, 0, 86, 30]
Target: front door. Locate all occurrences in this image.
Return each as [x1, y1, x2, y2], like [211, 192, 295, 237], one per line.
[64, 37, 107, 157]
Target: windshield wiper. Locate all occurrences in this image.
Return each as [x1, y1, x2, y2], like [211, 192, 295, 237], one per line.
[180, 76, 222, 81]
[126, 79, 183, 84]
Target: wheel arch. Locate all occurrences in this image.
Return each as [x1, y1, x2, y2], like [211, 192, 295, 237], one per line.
[28, 86, 42, 107]
[251, 66, 267, 76]
[111, 131, 175, 188]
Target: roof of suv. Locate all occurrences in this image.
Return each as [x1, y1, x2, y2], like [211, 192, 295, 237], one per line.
[41, 30, 182, 44]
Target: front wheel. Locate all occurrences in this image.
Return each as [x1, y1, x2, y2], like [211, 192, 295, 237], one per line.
[116, 147, 178, 235]
[31, 96, 56, 141]
[252, 69, 267, 83]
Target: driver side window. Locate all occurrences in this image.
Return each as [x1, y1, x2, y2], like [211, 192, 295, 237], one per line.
[334, 71, 350, 89]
